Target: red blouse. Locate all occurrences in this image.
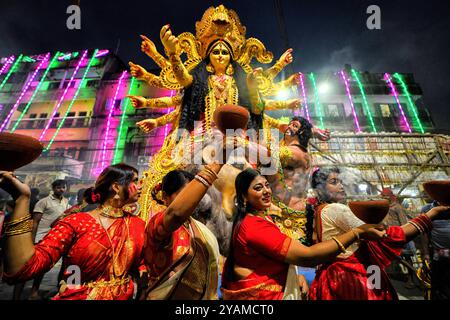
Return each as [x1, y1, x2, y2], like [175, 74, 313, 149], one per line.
[4, 212, 145, 300]
[221, 214, 292, 300]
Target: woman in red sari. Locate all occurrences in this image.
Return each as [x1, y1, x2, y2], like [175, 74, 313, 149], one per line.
[1, 163, 146, 300]
[309, 167, 450, 300]
[221, 168, 387, 300]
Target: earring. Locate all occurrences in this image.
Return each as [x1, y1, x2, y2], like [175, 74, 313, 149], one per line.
[206, 63, 214, 73]
[226, 63, 234, 76]
[114, 193, 120, 200]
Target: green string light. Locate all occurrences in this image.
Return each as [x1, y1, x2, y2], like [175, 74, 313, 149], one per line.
[351, 69, 377, 133]
[0, 54, 23, 91]
[44, 49, 99, 151]
[112, 77, 135, 164]
[393, 73, 425, 133]
[308, 73, 325, 129]
[11, 52, 61, 133]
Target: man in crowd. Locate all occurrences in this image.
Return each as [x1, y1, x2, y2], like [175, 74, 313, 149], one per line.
[28, 180, 69, 299]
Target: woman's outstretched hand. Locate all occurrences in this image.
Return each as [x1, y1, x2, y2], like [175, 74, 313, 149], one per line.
[354, 224, 387, 241]
[426, 205, 450, 220]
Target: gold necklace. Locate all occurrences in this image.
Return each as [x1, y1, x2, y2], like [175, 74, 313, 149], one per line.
[99, 205, 124, 219]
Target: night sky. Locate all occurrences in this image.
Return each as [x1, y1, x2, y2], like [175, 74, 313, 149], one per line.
[1, 0, 449, 131]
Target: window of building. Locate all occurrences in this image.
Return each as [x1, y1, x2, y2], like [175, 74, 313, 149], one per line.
[50, 113, 60, 128]
[63, 112, 76, 127]
[25, 113, 37, 129]
[37, 113, 48, 129]
[380, 104, 391, 118]
[75, 111, 88, 127]
[325, 104, 340, 117]
[66, 147, 77, 158]
[48, 82, 60, 90]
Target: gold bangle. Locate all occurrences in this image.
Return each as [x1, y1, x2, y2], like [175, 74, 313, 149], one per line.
[4, 214, 32, 227]
[331, 236, 347, 254]
[5, 219, 33, 236]
[203, 166, 219, 179]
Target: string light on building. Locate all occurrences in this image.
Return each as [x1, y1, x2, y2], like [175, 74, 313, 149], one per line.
[351, 69, 377, 133]
[309, 73, 325, 129]
[0, 53, 50, 132]
[340, 70, 361, 133]
[384, 73, 412, 133]
[39, 50, 88, 141]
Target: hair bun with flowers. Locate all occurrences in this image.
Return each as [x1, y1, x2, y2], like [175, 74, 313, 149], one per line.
[91, 190, 101, 203]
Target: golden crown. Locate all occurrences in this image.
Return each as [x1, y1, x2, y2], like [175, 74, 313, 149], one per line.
[195, 5, 246, 59]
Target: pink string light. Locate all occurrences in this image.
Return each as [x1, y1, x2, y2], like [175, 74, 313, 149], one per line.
[340, 70, 361, 133]
[100, 70, 127, 169]
[384, 73, 412, 133]
[0, 56, 14, 75]
[39, 50, 88, 141]
[299, 73, 311, 122]
[0, 53, 50, 132]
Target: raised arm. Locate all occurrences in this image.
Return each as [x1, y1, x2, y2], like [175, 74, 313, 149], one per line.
[401, 205, 450, 242]
[127, 94, 182, 109]
[128, 62, 164, 88]
[160, 25, 193, 88]
[140, 34, 170, 69]
[264, 98, 301, 111]
[162, 163, 223, 234]
[285, 224, 386, 267]
[136, 107, 180, 134]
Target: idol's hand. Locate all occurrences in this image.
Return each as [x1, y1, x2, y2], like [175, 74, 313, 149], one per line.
[280, 48, 294, 66]
[128, 62, 146, 79]
[126, 95, 147, 109]
[136, 119, 157, 133]
[286, 98, 302, 110]
[140, 35, 158, 56]
[312, 127, 331, 141]
[247, 67, 263, 88]
[0, 171, 31, 199]
[160, 24, 179, 56]
[287, 73, 301, 86]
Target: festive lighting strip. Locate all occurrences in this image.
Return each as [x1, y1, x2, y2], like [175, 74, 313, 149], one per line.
[100, 70, 127, 169]
[308, 73, 325, 129]
[112, 76, 135, 164]
[0, 56, 14, 76]
[163, 90, 175, 139]
[11, 52, 61, 133]
[0, 53, 50, 132]
[351, 69, 377, 133]
[44, 50, 99, 151]
[38, 50, 88, 141]
[0, 54, 23, 91]
[298, 73, 311, 122]
[384, 73, 412, 133]
[339, 70, 361, 133]
[95, 49, 109, 58]
[393, 73, 425, 133]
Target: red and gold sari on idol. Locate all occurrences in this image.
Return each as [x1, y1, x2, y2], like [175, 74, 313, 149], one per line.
[142, 211, 220, 300]
[221, 214, 301, 300]
[309, 203, 406, 300]
[3, 212, 145, 300]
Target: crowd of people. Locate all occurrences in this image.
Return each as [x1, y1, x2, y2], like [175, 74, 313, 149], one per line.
[0, 154, 448, 300]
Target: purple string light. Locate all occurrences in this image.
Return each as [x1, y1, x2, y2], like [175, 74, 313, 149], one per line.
[0, 53, 50, 132]
[299, 73, 311, 122]
[0, 56, 14, 75]
[340, 70, 361, 133]
[39, 50, 88, 141]
[100, 70, 127, 169]
[384, 73, 412, 133]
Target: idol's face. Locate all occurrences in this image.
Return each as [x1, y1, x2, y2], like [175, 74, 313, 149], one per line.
[209, 42, 231, 72]
[245, 175, 272, 210]
[325, 172, 347, 203]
